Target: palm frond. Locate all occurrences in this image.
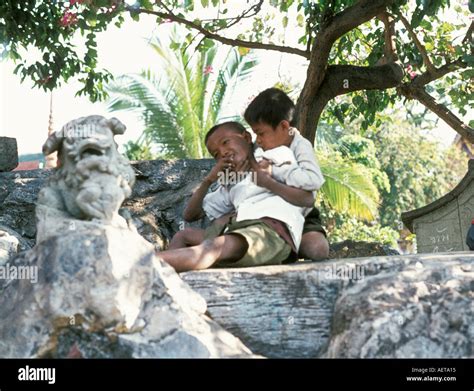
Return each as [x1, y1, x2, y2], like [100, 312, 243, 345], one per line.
[319, 157, 380, 221]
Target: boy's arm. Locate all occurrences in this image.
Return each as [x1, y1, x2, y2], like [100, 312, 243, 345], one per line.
[183, 178, 214, 222]
[272, 137, 325, 191]
[256, 168, 315, 208]
[184, 158, 233, 222]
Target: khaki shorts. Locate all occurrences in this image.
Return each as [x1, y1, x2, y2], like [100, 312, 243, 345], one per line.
[204, 218, 292, 268]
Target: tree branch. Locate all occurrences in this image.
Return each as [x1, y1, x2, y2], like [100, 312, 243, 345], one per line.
[463, 21, 473, 45]
[377, 11, 397, 63]
[396, 11, 436, 74]
[411, 58, 467, 86]
[325, 63, 404, 96]
[296, 0, 396, 137]
[322, 0, 397, 43]
[216, 0, 263, 30]
[398, 84, 474, 143]
[305, 63, 404, 143]
[131, 6, 309, 58]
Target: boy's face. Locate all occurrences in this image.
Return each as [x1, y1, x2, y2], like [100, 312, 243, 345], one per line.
[206, 127, 252, 171]
[250, 120, 291, 150]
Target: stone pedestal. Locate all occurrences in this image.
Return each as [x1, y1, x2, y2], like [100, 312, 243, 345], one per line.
[0, 137, 18, 172]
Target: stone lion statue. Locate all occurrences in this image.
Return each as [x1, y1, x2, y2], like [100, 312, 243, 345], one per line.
[36, 115, 136, 242]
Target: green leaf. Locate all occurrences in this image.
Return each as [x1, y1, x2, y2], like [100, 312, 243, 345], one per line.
[143, 0, 155, 10]
[411, 8, 426, 27]
[296, 14, 304, 27]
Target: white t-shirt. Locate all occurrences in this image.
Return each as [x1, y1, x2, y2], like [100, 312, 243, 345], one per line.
[203, 146, 305, 250]
[271, 127, 325, 191]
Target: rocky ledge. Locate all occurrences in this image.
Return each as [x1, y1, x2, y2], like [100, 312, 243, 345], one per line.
[183, 251, 474, 358]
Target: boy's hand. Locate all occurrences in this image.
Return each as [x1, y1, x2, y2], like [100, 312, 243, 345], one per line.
[254, 167, 273, 189]
[253, 158, 273, 188]
[257, 158, 272, 176]
[204, 157, 233, 184]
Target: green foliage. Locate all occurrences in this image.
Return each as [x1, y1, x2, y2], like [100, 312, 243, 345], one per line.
[327, 107, 469, 229]
[123, 140, 157, 161]
[1, 0, 471, 125]
[315, 101, 468, 246]
[337, 134, 391, 194]
[327, 216, 400, 247]
[368, 122, 468, 228]
[1, 0, 123, 101]
[107, 28, 257, 158]
[318, 151, 380, 222]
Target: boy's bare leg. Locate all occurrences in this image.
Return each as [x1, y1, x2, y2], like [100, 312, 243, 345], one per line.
[158, 233, 248, 272]
[168, 228, 205, 250]
[299, 231, 330, 261]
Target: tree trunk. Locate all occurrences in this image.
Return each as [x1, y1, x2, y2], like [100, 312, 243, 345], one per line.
[296, 63, 404, 144]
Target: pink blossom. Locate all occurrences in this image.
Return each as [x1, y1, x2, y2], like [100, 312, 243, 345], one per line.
[405, 65, 416, 80]
[203, 65, 214, 75]
[60, 11, 78, 27]
[70, 0, 85, 5]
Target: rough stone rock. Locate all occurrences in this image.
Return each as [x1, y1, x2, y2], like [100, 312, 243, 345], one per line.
[0, 225, 31, 266]
[182, 252, 474, 358]
[0, 221, 253, 358]
[0, 137, 18, 172]
[0, 230, 18, 266]
[329, 240, 399, 259]
[0, 168, 51, 246]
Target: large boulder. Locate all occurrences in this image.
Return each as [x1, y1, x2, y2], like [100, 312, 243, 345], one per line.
[0, 137, 18, 172]
[0, 221, 253, 358]
[182, 251, 474, 358]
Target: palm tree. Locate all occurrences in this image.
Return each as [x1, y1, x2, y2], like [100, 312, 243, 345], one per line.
[107, 28, 257, 159]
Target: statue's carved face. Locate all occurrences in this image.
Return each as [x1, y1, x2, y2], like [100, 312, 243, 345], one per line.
[43, 115, 127, 167]
[38, 115, 135, 223]
[61, 122, 116, 165]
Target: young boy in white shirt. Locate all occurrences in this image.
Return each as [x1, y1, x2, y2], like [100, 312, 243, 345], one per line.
[158, 122, 314, 272]
[243, 87, 329, 261]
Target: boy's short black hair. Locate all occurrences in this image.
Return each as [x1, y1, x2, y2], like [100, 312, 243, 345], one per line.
[244, 88, 296, 128]
[204, 121, 247, 144]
